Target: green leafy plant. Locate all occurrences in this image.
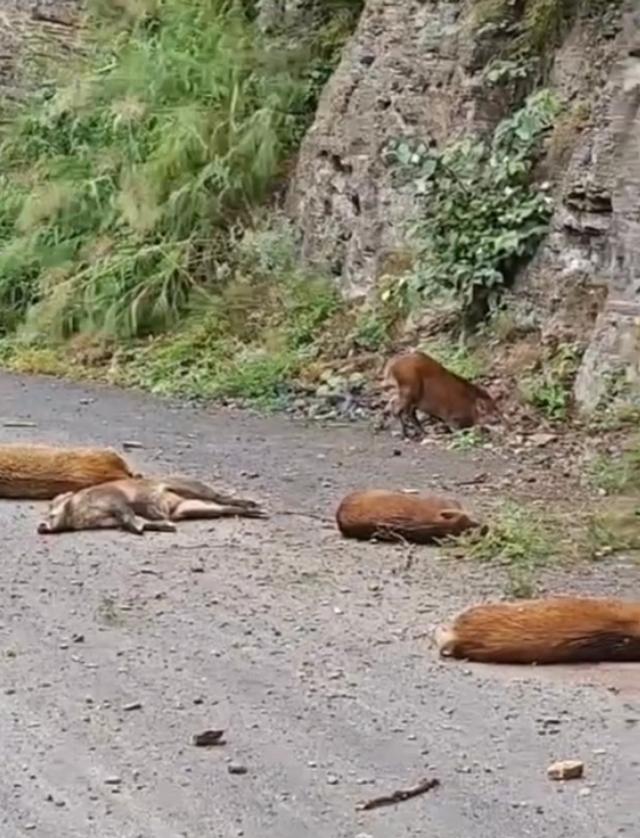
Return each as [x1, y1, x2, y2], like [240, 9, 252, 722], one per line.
[522, 377, 570, 421]
[520, 342, 581, 421]
[353, 312, 389, 351]
[448, 428, 486, 450]
[483, 57, 535, 86]
[387, 90, 559, 328]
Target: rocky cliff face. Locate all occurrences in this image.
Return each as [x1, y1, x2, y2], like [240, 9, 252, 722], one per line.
[554, 3, 640, 408]
[288, 0, 639, 410]
[510, 0, 639, 409]
[286, 0, 519, 298]
[0, 0, 81, 100]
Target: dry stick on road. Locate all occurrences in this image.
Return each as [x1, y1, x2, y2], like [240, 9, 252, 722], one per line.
[371, 526, 417, 572]
[273, 509, 333, 525]
[357, 777, 440, 811]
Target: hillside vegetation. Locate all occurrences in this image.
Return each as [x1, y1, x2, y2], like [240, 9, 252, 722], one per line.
[0, 0, 624, 418]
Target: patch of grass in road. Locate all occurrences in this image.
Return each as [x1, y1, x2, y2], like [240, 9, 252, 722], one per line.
[448, 427, 487, 450]
[449, 489, 640, 597]
[447, 501, 557, 597]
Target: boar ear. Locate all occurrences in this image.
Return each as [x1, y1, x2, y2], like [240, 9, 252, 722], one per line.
[439, 508, 462, 521]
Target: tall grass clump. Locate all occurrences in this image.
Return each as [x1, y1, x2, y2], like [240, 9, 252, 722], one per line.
[0, 0, 349, 340]
[111, 215, 344, 406]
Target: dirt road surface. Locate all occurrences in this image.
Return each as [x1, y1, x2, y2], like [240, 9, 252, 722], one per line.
[1, 371, 639, 838]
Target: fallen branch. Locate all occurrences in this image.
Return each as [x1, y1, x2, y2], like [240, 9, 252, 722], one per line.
[357, 777, 440, 811]
[274, 509, 333, 524]
[453, 472, 488, 486]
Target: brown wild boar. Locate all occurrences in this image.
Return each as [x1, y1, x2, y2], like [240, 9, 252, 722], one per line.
[336, 489, 479, 544]
[0, 444, 137, 499]
[380, 350, 501, 437]
[435, 596, 640, 664]
[37, 476, 267, 535]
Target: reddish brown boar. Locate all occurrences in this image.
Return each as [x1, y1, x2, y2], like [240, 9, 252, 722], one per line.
[336, 489, 479, 544]
[0, 444, 137, 499]
[381, 350, 501, 437]
[436, 596, 640, 664]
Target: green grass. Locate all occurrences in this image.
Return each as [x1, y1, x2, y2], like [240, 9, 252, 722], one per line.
[448, 428, 487, 450]
[584, 497, 640, 556]
[453, 501, 557, 597]
[520, 342, 581, 422]
[0, 206, 350, 408]
[95, 215, 346, 407]
[353, 312, 392, 352]
[450, 491, 640, 597]
[0, 0, 357, 343]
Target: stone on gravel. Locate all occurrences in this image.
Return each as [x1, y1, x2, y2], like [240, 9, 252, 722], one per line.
[547, 760, 584, 780]
[192, 730, 225, 747]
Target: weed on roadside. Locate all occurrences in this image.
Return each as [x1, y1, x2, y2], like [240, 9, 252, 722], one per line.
[449, 501, 557, 597]
[520, 342, 582, 422]
[448, 428, 487, 450]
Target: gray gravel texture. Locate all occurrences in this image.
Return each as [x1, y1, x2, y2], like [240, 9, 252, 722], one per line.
[0, 371, 639, 838]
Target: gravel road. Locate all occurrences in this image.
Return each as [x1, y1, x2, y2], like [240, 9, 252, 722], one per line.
[0, 371, 638, 838]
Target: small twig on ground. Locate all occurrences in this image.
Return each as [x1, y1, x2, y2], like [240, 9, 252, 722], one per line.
[3, 420, 37, 428]
[274, 509, 334, 524]
[373, 527, 416, 571]
[453, 472, 488, 486]
[403, 545, 417, 571]
[357, 777, 440, 811]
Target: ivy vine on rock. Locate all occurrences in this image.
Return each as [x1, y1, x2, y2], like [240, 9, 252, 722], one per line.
[385, 89, 560, 329]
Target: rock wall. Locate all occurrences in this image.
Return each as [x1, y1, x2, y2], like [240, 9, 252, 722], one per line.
[256, 0, 311, 32]
[572, 3, 640, 409]
[514, 1, 640, 409]
[0, 0, 81, 100]
[288, 0, 640, 410]
[286, 0, 517, 298]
